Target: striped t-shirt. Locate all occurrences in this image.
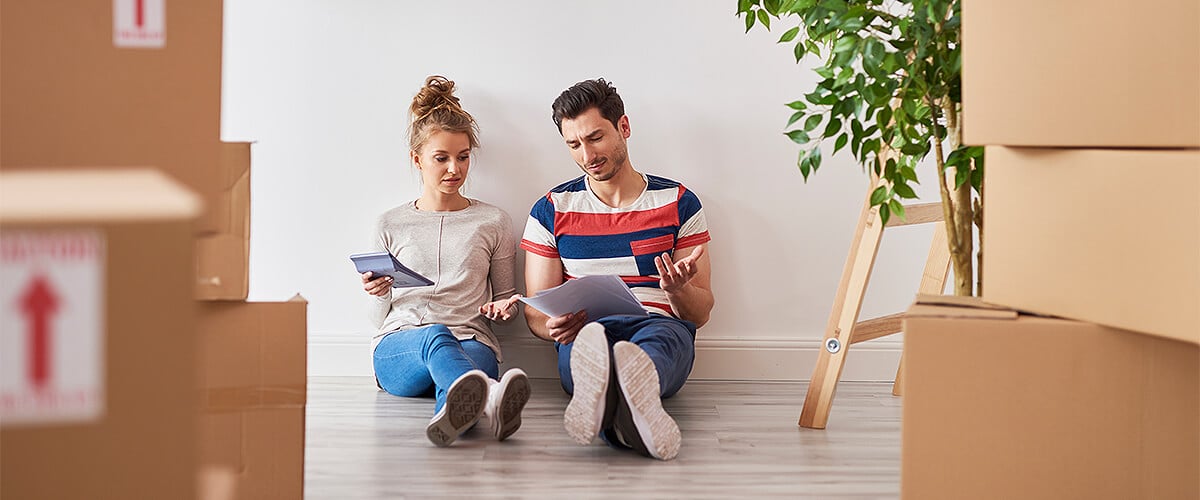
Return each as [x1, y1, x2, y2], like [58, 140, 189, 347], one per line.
[520, 173, 711, 318]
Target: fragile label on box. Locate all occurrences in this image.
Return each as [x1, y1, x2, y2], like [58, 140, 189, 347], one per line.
[0, 230, 106, 426]
[113, 0, 166, 48]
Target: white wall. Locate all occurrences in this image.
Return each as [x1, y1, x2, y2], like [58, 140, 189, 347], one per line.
[221, 0, 946, 380]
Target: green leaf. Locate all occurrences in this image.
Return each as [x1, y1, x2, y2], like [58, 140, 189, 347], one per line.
[764, 0, 781, 15]
[869, 185, 889, 205]
[833, 35, 858, 53]
[779, 26, 800, 43]
[794, 40, 807, 62]
[785, 129, 810, 144]
[745, 11, 756, 32]
[757, 10, 771, 30]
[834, 68, 853, 88]
[787, 110, 806, 128]
[877, 107, 893, 127]
[810, 146, 823, 170]
[737, 0, 754, 14]
[889, 199, 906, 220]
[786, 100, 807, 111]
[900, 164, 919, 182]
[945, 149, 965, 168]
[803, 114, 823, 132]
[833, 133, 849, 154]
[893, 181, 917, 199]
[814, 66, 835, 79]
[901, 143, 925, 155]
[823, 117, 842, 137]
[798, 150, 812, 180]
[878, 201, 891, 225]
[954, 165, 970, 189]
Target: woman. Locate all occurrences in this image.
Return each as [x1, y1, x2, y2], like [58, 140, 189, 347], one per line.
[363, 75, 528, 447]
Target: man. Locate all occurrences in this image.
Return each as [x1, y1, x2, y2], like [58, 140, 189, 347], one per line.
[520, 78, 714, 460]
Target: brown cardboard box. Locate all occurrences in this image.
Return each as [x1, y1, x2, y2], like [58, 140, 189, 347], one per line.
[0, 0, 227, 233]
[982, 147, 1199, 345]
[962, 0, 1200, 147]
[902, 296, 1200, 500]
[196, 142, 252, 300]
[0, 169, 202, 499]
[196, 299, 308, 499]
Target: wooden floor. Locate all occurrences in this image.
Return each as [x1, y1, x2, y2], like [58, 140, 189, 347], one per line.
[306, 377, 902, 499]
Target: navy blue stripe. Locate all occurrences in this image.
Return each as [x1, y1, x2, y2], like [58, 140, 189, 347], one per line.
[557, 227, 677, 260]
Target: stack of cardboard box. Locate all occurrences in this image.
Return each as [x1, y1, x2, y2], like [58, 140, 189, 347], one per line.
[1, 2, 306, 498]
[901, 1, 1200, 498]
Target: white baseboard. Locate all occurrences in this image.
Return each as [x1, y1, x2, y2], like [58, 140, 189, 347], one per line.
[309, 332, 903, 382]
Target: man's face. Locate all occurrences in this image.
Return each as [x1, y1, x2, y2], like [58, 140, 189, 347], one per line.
[559, 107, 630, 182]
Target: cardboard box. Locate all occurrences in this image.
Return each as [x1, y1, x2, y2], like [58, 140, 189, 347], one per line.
[196, 299, 308, 499]
[196, 142, 252, 300]
[982, 147, 1199, 345]
[902, 296, 1200, 500]
[0, 0, 227, 232]
[962, 0, 1200, 147]
[1, 169, 202, 500]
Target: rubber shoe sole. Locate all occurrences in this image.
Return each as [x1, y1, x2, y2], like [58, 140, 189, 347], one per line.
[563, 323, 610, 445]
[613, 341, 681, 460]
[426, 369, 487, 447]
[491, 368, 531, 441]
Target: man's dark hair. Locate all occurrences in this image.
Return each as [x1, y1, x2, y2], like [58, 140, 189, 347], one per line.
[551, 78, 625, 134]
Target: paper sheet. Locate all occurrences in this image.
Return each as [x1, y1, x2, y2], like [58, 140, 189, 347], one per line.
[519, 275, 649, 320]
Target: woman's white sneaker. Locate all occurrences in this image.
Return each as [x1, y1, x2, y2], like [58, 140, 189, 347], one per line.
[485, 368, 531, 441]
[426, 369, 487, 447]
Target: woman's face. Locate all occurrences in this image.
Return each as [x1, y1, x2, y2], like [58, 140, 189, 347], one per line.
[412, 130, 472, 195]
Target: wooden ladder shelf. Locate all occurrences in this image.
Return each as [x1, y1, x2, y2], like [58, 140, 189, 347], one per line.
[798, 181, 952, 429]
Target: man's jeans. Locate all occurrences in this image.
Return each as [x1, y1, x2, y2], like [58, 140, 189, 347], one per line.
[555, 314, 697, 398]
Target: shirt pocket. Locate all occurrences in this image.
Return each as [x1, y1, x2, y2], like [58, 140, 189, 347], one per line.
[629, 234, 675, 256]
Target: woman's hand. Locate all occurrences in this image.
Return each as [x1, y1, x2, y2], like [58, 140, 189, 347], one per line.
[361, 271, 392, 297]
[480, 293, 523, 321]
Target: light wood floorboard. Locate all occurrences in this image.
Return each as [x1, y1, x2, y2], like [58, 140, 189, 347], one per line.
[306, 377, 901, 499]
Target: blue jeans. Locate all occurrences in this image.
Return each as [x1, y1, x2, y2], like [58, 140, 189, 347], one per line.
[373, 324, 499, 413]
[555, 314, 697, 399]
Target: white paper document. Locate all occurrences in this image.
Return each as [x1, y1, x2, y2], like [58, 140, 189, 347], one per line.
[519, 275, 649, 320]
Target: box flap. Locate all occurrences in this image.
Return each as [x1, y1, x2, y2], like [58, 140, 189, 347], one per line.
[0, 168, 202, 223]
[907, 294, 1020, 320]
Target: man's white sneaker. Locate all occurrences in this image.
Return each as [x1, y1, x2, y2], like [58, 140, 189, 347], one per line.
[425, 369, 487, 447]
[612, 341, 681, 460]
[485, 368, 531, 441]
[563, 322, 610, 445]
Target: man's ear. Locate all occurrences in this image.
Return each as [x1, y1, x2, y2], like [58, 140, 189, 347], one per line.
[618, 115, 631, 139]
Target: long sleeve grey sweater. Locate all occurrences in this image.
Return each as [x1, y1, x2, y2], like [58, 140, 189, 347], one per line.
[367, 199, 516, 362]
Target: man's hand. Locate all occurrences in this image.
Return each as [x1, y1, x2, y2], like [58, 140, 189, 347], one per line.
[480, 294, 523, 321]
[654, 246, 705, 293]
[361, 271, 392, 297]
[545, 310, 588, 344]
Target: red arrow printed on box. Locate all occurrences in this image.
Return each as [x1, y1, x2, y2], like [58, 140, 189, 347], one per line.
[20, 275, 60, 388]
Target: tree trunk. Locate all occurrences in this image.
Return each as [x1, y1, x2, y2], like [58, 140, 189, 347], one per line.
[933, 97, 976, 296]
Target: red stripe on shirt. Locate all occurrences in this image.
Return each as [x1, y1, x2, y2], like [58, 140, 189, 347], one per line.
[553, 205, 680, 237]
[676, 232, 711, 249]
[520, 240, 559, 258]
[641, 301, 675, 316]
[622, 276, 659, 285]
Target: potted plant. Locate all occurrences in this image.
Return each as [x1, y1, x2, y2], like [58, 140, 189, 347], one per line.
[738, 0, 983, 296]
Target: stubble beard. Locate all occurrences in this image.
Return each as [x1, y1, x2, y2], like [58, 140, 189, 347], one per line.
[581, 144, 629, 183]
